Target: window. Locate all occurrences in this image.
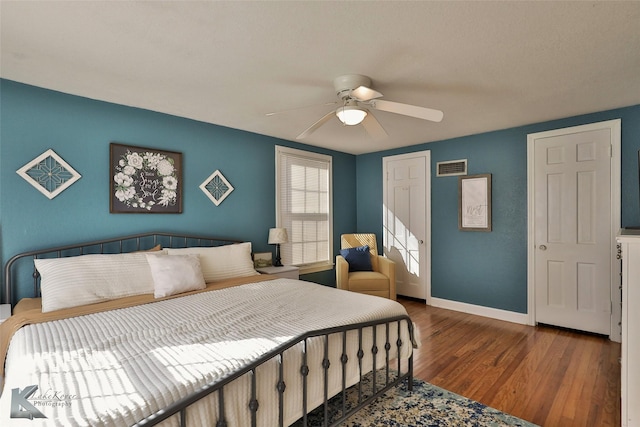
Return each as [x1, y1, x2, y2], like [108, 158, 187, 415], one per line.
[275, 146, 333, 274]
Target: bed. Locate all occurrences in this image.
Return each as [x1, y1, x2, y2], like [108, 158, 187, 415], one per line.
[0, 232, 415, 427]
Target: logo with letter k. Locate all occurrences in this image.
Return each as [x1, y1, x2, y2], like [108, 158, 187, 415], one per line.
[10, 385, 47, 419]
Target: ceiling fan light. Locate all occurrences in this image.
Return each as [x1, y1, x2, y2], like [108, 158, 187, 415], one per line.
[336, 106, 367, 125]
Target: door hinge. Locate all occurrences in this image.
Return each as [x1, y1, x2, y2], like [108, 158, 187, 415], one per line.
[609, 144, 613, 158]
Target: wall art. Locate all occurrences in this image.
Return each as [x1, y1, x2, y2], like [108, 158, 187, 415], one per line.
[17, 149, 81, 199]
[459, 173, 492, 231]
[110, 143, 182, 213]
[199, 170, 234, 206]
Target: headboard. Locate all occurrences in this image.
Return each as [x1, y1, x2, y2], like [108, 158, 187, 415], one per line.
[3, 232, 243, 305]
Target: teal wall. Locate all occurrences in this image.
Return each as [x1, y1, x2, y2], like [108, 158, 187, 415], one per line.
[3, 78, 640, 314]
[0, 79, 357, 302]
[357, 104, 640, 313]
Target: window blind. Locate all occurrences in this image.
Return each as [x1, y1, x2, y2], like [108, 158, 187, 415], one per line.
[276, 146, 332, 273]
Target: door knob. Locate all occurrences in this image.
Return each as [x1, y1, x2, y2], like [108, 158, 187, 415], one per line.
[419, 240, 424, 244]
[539, 245, 547, 251]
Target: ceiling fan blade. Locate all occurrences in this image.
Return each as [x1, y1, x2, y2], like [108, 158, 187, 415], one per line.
[351, 85, 383, 102]
[296, 110, 336, 139]
[370, 99, 444, 122]
[361, 112, 388, 140]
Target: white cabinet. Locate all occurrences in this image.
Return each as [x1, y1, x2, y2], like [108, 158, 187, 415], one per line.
[255, 265, 300, 280]
[617, 230, 640, 427]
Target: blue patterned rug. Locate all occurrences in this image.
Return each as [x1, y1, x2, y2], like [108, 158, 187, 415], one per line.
[294, 372, 539, 427]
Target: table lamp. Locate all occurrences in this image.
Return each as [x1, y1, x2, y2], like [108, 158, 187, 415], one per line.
[268, 227, 288, 267]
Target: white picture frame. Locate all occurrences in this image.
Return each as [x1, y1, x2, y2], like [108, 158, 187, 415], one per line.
[458, 173, 492, 232]
[17, 149, 81, 199]
[199, 170, 234, 206]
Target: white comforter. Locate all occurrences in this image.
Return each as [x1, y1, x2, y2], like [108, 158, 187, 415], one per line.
[0, 279, 412, 427]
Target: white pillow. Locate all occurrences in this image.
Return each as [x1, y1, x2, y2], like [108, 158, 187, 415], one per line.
[166, 242, 259, 282]
[146, 254, 206, 298]
[35, 252, 155, 312]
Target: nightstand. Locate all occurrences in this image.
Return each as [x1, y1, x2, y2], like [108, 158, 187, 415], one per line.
[256, 265, 300, 280]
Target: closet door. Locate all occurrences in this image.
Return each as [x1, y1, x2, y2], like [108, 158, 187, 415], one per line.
[383, 151, 430, 300]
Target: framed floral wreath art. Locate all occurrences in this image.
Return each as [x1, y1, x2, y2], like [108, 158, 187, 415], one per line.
[110, 143, 183, 213]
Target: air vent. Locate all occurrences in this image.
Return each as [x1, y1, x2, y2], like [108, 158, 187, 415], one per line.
[437, 159, 467, 177]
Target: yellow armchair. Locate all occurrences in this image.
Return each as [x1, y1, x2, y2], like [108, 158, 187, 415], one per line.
[335, 233, 396, 300]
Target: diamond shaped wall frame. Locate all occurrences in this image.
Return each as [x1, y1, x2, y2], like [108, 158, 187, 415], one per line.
[200, 170, 234, 206]
[17, 149, 81, 199]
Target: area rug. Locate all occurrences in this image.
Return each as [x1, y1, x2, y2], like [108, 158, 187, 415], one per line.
[293, 372, 539, 427]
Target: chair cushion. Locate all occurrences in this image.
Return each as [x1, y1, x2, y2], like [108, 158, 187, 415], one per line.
[340, 245, 373, 272]
[347, 271, 390, 291]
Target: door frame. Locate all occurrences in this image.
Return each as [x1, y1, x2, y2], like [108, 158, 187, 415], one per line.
[526, 119, 621, 341]
[382, 150, 431, 303]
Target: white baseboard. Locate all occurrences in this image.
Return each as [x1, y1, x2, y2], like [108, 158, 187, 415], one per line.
[429, 297, 530, 325]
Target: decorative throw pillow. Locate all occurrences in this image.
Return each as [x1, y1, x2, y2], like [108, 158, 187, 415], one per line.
[145, 254, 206, 298]
[166, 242, 259, 282]
[340, 245, 373, 272]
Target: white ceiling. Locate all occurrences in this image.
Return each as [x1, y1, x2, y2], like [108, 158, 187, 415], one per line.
[2, 1, 639, 155]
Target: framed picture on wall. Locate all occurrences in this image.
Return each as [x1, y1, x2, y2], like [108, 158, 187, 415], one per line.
[458, 173, 492, 231]
[110, 143, 183, 213]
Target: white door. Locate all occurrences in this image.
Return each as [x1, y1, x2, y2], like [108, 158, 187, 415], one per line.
[529, 123, 618, 335]
[383, 151, 430, 300]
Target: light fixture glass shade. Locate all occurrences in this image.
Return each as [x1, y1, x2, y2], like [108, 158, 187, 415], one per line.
[336, 106, 367, 125]
[268, 227, 288, 244]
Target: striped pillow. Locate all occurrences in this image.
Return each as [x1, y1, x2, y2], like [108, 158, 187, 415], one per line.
[167, 242, 259, 282]
[35, 252, 156, 312]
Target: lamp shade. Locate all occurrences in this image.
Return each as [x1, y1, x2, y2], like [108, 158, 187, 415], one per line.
[268, 228, 288, 244]
[336, 106, 367, 126]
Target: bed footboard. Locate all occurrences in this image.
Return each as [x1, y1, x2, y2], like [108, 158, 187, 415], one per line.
[135, 315, 414, 427]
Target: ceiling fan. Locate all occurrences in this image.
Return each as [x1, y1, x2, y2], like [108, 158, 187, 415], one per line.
[290, 74, 444, 140]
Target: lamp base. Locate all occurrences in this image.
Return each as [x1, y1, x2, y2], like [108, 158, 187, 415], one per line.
[273, 244, 283, 267]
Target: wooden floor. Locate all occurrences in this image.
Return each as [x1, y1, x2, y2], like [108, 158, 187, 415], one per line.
[399, 298, 621, 427]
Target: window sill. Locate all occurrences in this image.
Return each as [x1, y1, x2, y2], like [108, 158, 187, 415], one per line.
[298, 262, 334, 275]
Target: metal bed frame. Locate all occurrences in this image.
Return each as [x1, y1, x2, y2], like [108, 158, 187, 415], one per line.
[2, 231, 414, 427]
